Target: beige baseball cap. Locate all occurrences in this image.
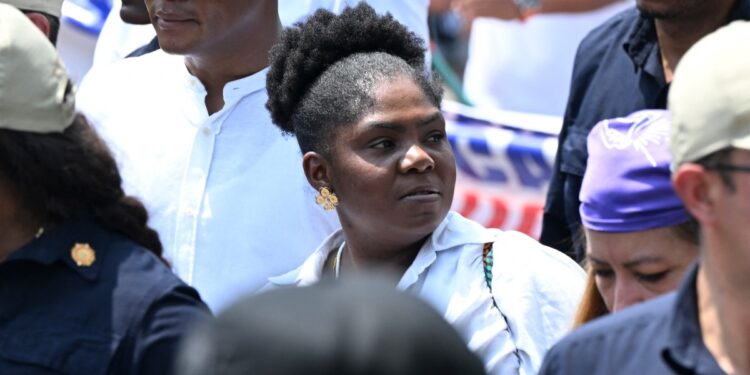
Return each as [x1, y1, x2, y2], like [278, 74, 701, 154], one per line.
[1, 0, 63, 17]
[0, 4, 75, 134]
[669, 21, 750, 170]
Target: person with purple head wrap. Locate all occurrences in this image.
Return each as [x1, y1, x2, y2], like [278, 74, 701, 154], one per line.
[573, 110, 698, 325]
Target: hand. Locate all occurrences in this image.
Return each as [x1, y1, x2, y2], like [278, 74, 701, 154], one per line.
[452, 0, 522, 22]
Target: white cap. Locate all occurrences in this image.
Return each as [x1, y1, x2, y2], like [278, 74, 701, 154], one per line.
[0, 3, 75, 134]
[669, 21, 750, 169]
[1, 0, 64, 17]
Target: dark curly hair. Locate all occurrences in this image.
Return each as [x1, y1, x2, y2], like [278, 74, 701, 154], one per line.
[266, 3, 443, 155]
[0, 114, 163, 258]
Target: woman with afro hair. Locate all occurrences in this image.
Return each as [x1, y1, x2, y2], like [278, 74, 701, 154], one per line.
[265, 4, 585, 374]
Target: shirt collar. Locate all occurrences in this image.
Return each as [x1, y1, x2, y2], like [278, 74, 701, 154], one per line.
[623, 13, 658, 71]
[5, 219, 105, 281]
[267, 230, 344, 287]
[179, 63, 270, 133]
[268, 212, 497, 288]
[662, 262, 723, 373]
[180, 62, 269, 100]
[397, 212, 497, 289]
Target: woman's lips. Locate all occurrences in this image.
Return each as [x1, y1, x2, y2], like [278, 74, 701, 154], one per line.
[401, 188, 441, 202]
[153, 11, 195, 31]
[156, 17, 194, 30]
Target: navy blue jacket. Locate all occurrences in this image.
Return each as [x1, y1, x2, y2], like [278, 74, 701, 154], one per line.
[539, 264, 724, 375]
[0, 219, 211, 374]
[540, 1, 750, 260]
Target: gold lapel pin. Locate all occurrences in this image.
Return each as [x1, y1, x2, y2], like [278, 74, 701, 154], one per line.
[71, 243, 96, 267]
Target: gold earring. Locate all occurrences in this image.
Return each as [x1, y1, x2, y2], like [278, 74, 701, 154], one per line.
[315, 187, 339, 211]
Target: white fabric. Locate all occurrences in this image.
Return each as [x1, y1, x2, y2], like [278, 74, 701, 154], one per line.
[279, 0, 431, 65]
[92, 1, 157, 67]
[268, 211, 585, 374]
[463, 1, 632, 116]
[77, 50, 341, 312]
[93, 1, 430, 69]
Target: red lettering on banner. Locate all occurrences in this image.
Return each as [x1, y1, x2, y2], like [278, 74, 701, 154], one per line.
[458, 191, 479, 218]
[455, 189, 543, 237]
[487, 197, 508, 229]
[516, 203, 543, 235]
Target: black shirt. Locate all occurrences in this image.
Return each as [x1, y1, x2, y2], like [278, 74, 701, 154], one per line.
[539, 264, 724, 375]
[0, 219, 211, 374]
[539, 1, 750, 260]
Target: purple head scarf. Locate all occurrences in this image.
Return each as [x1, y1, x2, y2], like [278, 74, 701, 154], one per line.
[579, 110, 691, 232]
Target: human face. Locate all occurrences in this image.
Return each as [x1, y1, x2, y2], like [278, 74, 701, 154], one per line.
[586, 226, 698, 312]
[710, 149, 750, 262]
[144, 0, 261, 55]
[636, 0, 705, 19]
[327, 77, 456, 247]
[121, 0, 150, 25]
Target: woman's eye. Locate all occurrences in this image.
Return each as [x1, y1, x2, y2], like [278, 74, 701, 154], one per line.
[636, 271, 669, 283]
[593, 268, 614, 279]
[426, 132, 445, 143]
[370, 139, 395, 149]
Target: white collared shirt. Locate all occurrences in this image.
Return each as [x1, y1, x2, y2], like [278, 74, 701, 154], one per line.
[269, 212, 585, 374]
[77, 50, 340, 312]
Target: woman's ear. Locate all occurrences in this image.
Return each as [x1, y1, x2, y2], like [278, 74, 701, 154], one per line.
[672, 164, 717, 227]
[303, 151, 331, 190]
[25, 12, 51, 40]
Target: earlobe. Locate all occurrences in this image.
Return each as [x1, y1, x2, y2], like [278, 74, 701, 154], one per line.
[302, 152, 331, 189]
[673, 164, 716, 225]
[25, 12, 51, 39]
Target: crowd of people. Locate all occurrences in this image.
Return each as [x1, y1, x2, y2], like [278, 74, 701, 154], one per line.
[1, 0, 749, 374]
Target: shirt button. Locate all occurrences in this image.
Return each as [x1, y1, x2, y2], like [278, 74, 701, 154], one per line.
[202, 127, 211, 136]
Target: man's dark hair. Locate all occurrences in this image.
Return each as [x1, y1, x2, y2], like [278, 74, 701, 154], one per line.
[695, 147, 737, 191]
[0, 113, 163, 257]
[265, 3, 442, 156]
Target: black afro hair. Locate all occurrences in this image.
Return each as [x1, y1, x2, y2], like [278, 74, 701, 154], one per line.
[265, 3, 442, 155]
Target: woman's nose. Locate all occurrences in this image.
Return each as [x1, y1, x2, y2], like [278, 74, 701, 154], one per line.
[611, 280, 645, 312]
[400, 144, 435, 173]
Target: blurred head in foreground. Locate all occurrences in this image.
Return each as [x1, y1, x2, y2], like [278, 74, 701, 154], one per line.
[177, 277, 486, 375]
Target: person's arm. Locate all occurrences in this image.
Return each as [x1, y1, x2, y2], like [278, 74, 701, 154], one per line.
[540, 0, 624, 13]
[131, 285, 212, 375]
[454, 0, 623, 22]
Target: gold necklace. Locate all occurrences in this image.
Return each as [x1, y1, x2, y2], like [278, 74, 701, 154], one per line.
[332, 241, 345, 279]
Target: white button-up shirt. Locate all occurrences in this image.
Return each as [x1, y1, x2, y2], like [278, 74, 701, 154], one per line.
[77, 50, 340, 312]
[269, 212, 585, 375]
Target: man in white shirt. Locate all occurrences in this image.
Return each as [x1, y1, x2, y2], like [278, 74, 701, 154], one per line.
[77, 0, 340, 312]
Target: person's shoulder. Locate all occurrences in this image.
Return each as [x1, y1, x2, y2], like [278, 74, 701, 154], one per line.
[542, 292, 675, 372]
[78, 50, 180, 96]
[98, 229, 187, 294]
[578, 6, 640, 52]
[568, 291, 673, 339]
[493, 230, 584, 276]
